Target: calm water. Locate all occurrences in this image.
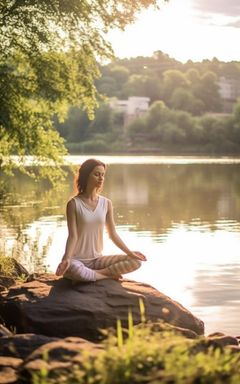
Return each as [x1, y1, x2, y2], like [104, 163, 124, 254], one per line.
[1, 155, 240, 336]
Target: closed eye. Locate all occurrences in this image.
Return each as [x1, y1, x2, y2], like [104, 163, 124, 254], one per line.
[95, 172, 105, 177]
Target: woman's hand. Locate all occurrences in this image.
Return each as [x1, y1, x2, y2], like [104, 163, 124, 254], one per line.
[56, 259, 70, 276]
[128, 251, 147, 261]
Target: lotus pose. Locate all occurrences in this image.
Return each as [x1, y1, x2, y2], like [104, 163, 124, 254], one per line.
[56, 158, 146, 282]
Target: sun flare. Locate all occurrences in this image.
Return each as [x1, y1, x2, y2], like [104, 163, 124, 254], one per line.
[108, 0, 240, 62]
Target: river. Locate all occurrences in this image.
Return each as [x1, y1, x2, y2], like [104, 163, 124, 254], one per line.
[1, 155, 240, 336]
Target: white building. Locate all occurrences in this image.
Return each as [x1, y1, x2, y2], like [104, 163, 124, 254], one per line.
[109, 96, 150, 126]
[218, 76, 240, 112]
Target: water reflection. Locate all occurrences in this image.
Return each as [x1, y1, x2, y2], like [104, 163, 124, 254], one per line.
[1, 159, 240, 335]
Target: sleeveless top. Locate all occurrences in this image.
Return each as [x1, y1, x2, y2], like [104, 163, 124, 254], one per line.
[71, 195, 109, 261]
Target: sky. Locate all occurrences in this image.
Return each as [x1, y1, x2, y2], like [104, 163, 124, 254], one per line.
[108, 0, 240, 63]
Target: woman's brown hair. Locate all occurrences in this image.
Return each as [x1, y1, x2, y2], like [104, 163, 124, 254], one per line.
[75, 158, 106, 195]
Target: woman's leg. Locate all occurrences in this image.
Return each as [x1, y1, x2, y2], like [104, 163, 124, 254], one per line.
[64, 259, 97, 282]
[90, 255, 141, 278]
[64, 256, 141, 282]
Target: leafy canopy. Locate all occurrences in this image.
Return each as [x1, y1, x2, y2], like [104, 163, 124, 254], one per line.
[0, 0, 161, 183]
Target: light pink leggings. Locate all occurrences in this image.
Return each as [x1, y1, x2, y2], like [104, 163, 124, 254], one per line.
[64, 254, 141, 282]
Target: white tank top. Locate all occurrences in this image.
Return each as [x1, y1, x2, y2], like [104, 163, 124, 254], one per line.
[72, 195, 108, 260]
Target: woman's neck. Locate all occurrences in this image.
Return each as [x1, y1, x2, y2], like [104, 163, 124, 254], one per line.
[80, 189, 98, 201]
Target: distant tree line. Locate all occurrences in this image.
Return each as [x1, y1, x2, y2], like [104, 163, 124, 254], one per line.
[55, 52, 240, 154]
[97, 51, 227, 115]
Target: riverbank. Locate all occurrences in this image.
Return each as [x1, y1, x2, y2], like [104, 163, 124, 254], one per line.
[65, 153, 240, 165]
[66, 145, 240, 157]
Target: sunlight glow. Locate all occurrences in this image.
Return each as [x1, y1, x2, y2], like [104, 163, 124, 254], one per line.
[108, 0, 240, 62]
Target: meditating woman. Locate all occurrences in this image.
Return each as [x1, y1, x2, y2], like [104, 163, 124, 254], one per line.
[56, 158, 146, 281]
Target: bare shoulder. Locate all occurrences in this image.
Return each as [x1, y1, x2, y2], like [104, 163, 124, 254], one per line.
[66, 197, 76, 211]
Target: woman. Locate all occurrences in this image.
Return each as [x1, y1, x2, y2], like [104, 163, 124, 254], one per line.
[56, 158, 146, 282]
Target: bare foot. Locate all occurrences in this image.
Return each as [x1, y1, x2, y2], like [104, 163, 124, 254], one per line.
[111, 274, 123, 281]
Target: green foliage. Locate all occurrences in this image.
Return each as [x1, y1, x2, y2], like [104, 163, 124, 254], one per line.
[32, 350, 50, 384]
[117, 319, 124, 348]
[56, 96, 240, 155]
[30, 321, 240, 384]
[139, 298, 146, 323]
[170, 88, 205, 115]
[126, 99, 240, 153]
[97, 54, 235, 115]
[123, 74, 161, 101]
[0, 254, 15, 276]
[0, 0, 162, 182]
[163, 69, 189, 100]
[0, 1, 161, 58]
[55, 102, 124, 153]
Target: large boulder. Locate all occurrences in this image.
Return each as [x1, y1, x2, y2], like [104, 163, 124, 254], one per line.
[0, 274, 204, 341]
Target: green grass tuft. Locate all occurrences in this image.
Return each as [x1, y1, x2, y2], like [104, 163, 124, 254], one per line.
[30, 321, 240, 384]
[0, 254, 15, 276]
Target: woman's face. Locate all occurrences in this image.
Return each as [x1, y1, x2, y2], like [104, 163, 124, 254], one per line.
[87, 165, 105, 190]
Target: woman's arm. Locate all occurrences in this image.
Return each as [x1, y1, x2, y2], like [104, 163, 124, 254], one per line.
[56, 199, 78, 275]
[105, 199, 147, 261]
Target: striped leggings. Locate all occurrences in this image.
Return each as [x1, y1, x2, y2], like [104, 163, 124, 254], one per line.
[64, 254, 141, 282]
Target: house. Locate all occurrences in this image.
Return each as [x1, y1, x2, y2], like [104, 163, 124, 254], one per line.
[218, 76, 240, 112]
[109, 96, 150, 126]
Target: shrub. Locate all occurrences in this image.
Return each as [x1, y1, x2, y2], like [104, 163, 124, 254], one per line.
[31, 321, 240, 384]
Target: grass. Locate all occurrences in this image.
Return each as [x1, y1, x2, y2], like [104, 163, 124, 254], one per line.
[28, 319, 240, 384]
[0, 254, 29, 288]
[0, 253, 15, 277]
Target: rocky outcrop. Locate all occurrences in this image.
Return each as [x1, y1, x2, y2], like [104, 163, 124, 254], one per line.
[21, 336, 103, 381]
[0, 335, 101, 384]
[0, 334, 59, 360]
[0, 274, 204, 341]
[1, 266, 240, 383]
[0, 329, 239, 384]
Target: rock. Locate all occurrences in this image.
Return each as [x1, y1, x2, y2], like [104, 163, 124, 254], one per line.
[207, 332, 225, 337]
[0, 274, 204, 341]
[0, 276, 16, 290]
[20, 337, 102, 382]
[140, 321, 199, 339]
[207, 335, 239, 348]
[206, 332, 239, 348]
[0, 324, 13, 337]
[226, 345, 240, 353]
[0, 284, 7, 292]
[0, 334, 59, 359]
[0, 356, 23, 384]
[190, 334, 239, 355]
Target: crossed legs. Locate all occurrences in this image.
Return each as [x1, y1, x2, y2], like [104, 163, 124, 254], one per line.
[64, 255, 141, 282]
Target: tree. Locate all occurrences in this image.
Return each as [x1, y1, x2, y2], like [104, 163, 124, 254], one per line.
[170, 88, 204, 115]
[109, 66, 130, 86]
[0, 1, 162, 58]
[162, 69, 189, 103]
[193, 71, 222, 112]
[123, 74, 161, 101]
[0, 0, 161, 182]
